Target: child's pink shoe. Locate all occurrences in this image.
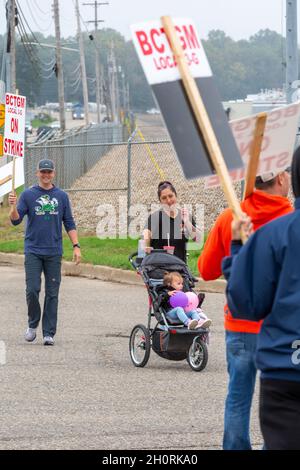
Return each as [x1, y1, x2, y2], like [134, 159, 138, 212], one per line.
[197, 318, 212, 329]
[187, 319, 198, 330]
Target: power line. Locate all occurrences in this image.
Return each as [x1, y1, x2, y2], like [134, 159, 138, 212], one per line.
[16, 1, 58, 77]
[67, 76, 82, 93]
[17, 33, 41, 75]
[68, 67, 82, 87]
[32, 0, 50, 17]
[16, 5, 57, 83]
[16, 0, 52, 70]
[16, 1, 41, 44]
[17, 33, 41, 78]
[38, 56, 56, 70]
[25, 0, 53, 33]
[82, 1, 109, 123]
[16, 10, 40, 64]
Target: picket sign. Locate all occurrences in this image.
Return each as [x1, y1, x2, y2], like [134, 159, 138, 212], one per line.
[0, 157, 24, 198]
[3, 92, 26, 205]
[0, 103, 4, 157]
[205, 102, 300, 190]
[131, 17, 243, 179]
[0, 175, 12, 186]
[160, 16, 247, 241]
[243, 113, 267, 200]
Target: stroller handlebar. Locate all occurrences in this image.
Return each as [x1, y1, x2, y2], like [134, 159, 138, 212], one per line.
[129, 249, 171, 270]
[128, 251, 139, 270]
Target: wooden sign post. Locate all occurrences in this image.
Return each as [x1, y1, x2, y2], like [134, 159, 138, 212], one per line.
[11, 156, 16, 198]
[0, 175, 12, 186]
[243, 113, 267, 200]
[161, 16, 247, 241]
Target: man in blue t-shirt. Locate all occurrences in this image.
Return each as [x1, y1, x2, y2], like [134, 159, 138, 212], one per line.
[8, 159, 81, 346]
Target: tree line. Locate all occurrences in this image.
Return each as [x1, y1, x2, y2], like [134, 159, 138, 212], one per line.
[0, 27, 291, 109]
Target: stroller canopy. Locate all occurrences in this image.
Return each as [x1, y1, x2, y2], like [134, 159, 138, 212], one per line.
[140, 251, 195, 283]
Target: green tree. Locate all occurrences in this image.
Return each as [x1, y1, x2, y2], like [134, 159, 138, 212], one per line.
[0, 27, 291, 110]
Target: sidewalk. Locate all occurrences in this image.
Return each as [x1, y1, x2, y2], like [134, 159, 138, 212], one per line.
[0, 252, 225, 293]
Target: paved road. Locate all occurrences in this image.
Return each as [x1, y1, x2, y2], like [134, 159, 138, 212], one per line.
[0, 265, 262, 450]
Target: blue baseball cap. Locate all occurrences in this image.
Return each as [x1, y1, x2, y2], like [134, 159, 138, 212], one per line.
[38, 159, 55, 171]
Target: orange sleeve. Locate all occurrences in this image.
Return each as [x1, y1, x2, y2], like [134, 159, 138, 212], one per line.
[198, 209, 233, 280]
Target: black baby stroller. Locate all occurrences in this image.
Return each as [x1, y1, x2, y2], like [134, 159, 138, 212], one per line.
[128, 249, 209, 372]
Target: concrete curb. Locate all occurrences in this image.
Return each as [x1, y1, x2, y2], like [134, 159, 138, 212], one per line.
[0, 252, 226, 294]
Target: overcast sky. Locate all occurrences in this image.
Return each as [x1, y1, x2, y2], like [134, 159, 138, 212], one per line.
[0, 0, 289, 41]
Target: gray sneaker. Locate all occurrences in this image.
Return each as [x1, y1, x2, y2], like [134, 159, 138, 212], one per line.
[25, 328, 36, 342]
[43, 336, 54, 346]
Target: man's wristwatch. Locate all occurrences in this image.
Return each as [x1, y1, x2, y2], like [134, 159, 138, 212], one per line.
[73, 243, 81, 249]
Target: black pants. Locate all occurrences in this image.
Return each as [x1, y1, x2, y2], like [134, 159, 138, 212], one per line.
[260, 378, 300, 450]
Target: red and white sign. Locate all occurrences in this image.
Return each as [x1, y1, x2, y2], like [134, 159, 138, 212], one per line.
[4, 93, 26, 158]
[205, 102, 300, 188]
[0, 157, 24, 198]
[131, 18, 212, 85]
[131, 18, 242, 179]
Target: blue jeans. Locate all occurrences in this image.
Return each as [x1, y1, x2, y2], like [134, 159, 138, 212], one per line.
[166, 307, 199, 325]
[223, 331, 258, 450]
[25, 253, 62, 337]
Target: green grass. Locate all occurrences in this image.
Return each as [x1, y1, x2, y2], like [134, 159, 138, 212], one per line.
[31, 118, 54, 128]
[0, 199, 25, 241]
[0, 203, 205, 274]
[0, 236, 140, 270]
[0, 234, 204, 275]
[187, 241, 205, 275]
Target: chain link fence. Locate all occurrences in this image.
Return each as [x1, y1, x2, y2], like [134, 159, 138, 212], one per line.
[128, 136, 231, 235]
[4, 109, 297, 238]
[23, 121, 239, 236]
[25, 123, 129, 234]
[25, 123, 126, 189]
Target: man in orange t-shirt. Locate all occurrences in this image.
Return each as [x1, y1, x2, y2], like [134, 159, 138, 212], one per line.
[198, 169, 292, 450]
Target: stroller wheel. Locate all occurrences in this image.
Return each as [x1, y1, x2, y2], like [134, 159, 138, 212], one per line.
[129, 324, 151, 368]
[187, 337, 208, 372]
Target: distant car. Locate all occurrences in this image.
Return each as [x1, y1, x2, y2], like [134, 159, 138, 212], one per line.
[25, 121, 33, 134]
[72, 107, 84, 119]
[50, 121, 60, 129]
[146, 108, 160, 115]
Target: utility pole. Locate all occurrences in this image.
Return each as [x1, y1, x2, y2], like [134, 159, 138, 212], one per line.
[120, 66, 126, 114]
[7, 0, 16, 93]
[75, 0, 89, 125]
[108, 43, 119, 123]
[99, 69, 104, 107]
[126, 82, 130, 114]
[83, 1, 109, 123]
[53, 0, 66, 131]
[95, 54, 101, 123]
[286, 0, 298, 103]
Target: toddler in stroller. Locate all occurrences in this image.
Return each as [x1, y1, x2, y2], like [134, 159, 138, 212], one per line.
[159, 271, 212, 330]
[129, 249, 211, 372]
